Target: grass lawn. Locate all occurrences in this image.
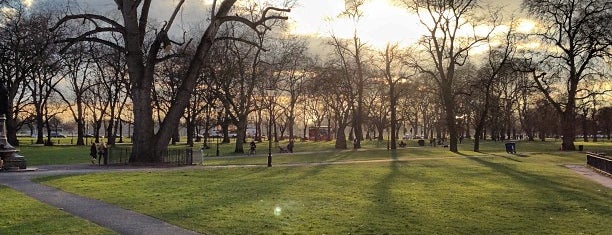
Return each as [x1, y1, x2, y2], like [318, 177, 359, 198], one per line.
[18, 145, 91, 166]
[35, 140, 612, 234]
[0, 186, 115, 235]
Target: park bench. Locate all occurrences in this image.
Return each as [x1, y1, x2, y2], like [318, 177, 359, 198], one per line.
[586, 152, 611, 176]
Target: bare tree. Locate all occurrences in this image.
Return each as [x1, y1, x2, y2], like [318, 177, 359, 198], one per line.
[376, 43, 413, 149]
[54, 41, 100, 145]
[51, 0, 289, 162]
[327, 0, 370, 149]
[316, 64, 352, 148]
[470, 22, 515, 151]
[270, 36, 310, 141]
[0, 3, 61, 145]
[522, 0, 611, 150]
[404, 0, 496, 152]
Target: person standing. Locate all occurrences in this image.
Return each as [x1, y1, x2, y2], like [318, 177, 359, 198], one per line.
[90, 142, 97, 164]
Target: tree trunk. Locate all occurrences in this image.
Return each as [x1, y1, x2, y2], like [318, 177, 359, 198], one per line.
[171, 128, 180, 145]
[107, 115, 115, 146]
[561, 110, 576, 151]
[130, 88, 156, 162]
[234, 115, 248, 153]
[335, 125, 347, 149]
[128, 0, 238, 163]
[76, 98, 85, 145]
[35, 111, 44, 144]
[473, 129, 482, 152]
[378, 125, 385, 141]
[186, 117, 195, 147]
[288, 115, 295, 139]
[441, 86, 458, 152]
[473, 111, 487, 152]
[76, 118, 85, 145]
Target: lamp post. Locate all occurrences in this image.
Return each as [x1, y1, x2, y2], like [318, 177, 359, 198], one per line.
[216, 133, 220, 156]
[216, 108, 222, 157]
[265, 88, 274, 167]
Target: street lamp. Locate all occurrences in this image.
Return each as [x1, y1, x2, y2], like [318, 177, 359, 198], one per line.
[265, 88, 275, 167]
[216, 131, 220, 156]
[216, 107, 223, 157]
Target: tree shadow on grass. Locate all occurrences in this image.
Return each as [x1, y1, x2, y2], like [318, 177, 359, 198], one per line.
[464, 156, 610, 213]
[490, 153, 523, 162]
[355, 150, 418, 233]
[150, 166, 325, 233]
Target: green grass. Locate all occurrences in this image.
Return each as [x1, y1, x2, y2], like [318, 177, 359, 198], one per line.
[0, 185, 115, 235]
[36, 140, 612, 234]
[17, 135, 611, 167]
[18, 145, 90, 166]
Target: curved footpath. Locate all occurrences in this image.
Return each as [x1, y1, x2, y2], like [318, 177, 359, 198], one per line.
[0, 164, 200, 235]
[1, 158, 611, 235]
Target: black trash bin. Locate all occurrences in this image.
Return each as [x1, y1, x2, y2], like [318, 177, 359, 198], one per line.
[505, 142, 516, 154]
[578, 145, 584, 151]
[417, 139, 425, 146]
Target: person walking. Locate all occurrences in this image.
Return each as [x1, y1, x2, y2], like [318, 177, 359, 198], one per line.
[249, 140, 256, 156]
[98, 142, 106, 165]
[90, 142, 97, 165]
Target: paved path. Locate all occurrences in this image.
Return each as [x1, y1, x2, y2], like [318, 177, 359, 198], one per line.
[565, 164, 612, 189]
[0, 165, 200, 235]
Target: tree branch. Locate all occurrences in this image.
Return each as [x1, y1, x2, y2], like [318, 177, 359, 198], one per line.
[50, 14, 124, 31]
[218, 7, 290, 33]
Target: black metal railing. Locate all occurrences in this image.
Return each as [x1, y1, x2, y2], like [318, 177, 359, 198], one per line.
[586, 152, 611, 175]
[107, 147, 193, 166]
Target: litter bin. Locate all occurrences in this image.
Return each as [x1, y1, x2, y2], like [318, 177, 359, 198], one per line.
[505, 142, 516, 154]
[578, 145, 584, 151]
[417, 139, 425, 146]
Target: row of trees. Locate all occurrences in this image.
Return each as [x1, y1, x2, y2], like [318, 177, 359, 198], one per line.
[1, 0, 610, 163]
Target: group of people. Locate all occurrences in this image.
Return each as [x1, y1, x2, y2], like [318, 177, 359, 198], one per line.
[89, 142, 108, 165]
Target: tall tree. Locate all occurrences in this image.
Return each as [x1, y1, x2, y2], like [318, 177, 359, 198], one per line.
[471, 22, 515, 151]
[328, 0, 369, 148]
[271, 36, 310, 141]
[0, 2, 60, 146]
[404, 0, 495, 152]
[52, 0, 289, 162]
[377, 43, 412, 149]
[522, 0, 612, 150]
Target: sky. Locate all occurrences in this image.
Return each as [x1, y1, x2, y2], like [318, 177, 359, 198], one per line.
[20, 0, 530, 51]
[287, 0, 525, 49]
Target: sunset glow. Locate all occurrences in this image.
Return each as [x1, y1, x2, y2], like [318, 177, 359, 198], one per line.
[287, 0, 527, 51]
[517, 19, 536, 33]
[288, 0, 423, 49]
